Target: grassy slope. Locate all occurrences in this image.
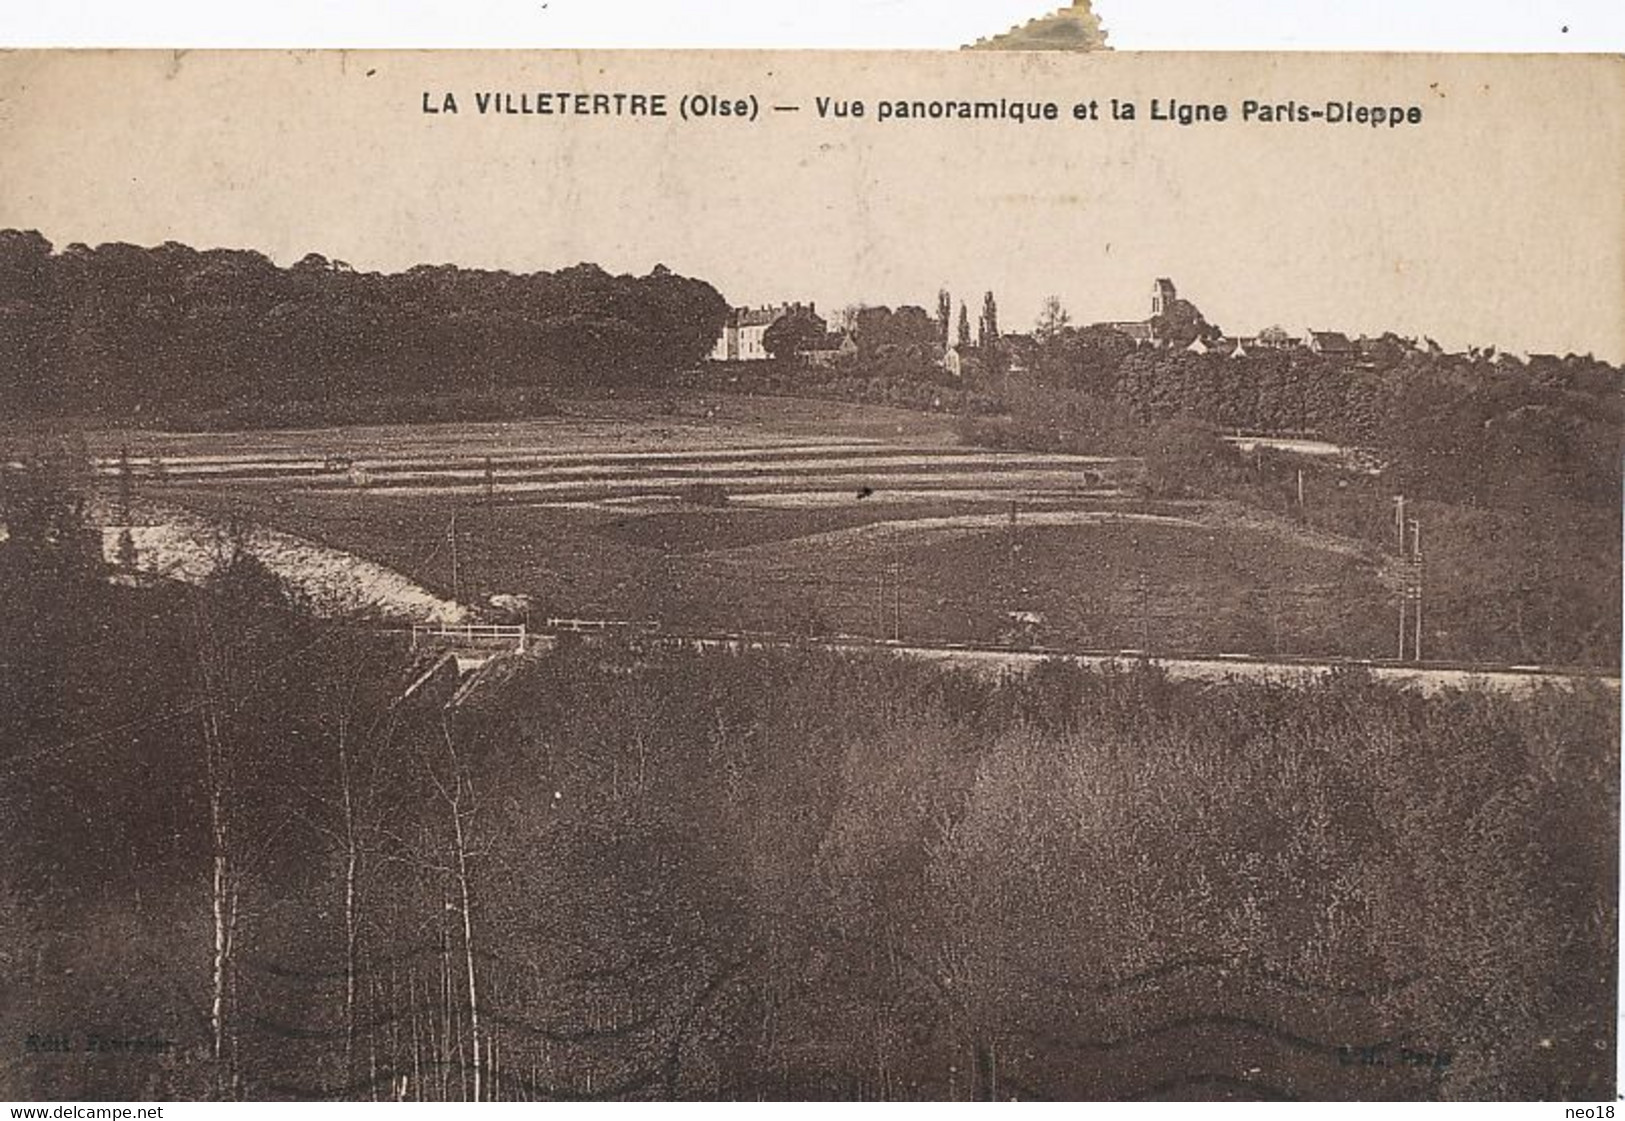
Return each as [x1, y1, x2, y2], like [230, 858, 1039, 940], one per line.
[161, 482, 1393, 657]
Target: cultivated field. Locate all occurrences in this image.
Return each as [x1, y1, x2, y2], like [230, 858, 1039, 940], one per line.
[97, 395, 1404, 658]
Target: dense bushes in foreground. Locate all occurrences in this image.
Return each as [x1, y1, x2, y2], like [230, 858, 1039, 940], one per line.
[450, 646, 1615, 1100]
[4, 570, 1615, 1101]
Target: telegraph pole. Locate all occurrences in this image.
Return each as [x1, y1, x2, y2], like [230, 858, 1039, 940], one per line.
[1393, 495, 1407, 660]
[1138, 572, 1150, 650]
[1007, 498, 1019, 608]
[1396, 591, 1407, 661]
[449, 509, 460, 602]
[1410, 517, 1423, 662]
[1389, 497, 1424, 663]
[877, 536, 887, 639]
[891, 534, 902, 643]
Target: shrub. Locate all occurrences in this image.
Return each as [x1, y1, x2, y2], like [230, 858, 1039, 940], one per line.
[680, 482, 730, 508]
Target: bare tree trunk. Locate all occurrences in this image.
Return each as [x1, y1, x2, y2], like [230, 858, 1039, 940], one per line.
[409, 967, 424, 1101]
[488, 1026, 499, 1101]
[449, 768, 483, 1102]
[338, 722, 359, 1078]
[367, 970, 379, 1102]
[226, 880, 241, 1099]
[209, 824, 227, 1083]
[199, 693, 233, 1100]
[437, 719, 483, 1102]
[207, 775, 225, 1057]
[440, 917, 455, 1101]
[388, 963, 402, 1100]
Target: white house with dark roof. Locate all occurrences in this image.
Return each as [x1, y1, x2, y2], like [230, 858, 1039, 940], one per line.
[710, 302, 819, 361]
[1305, 329, 1358, 357]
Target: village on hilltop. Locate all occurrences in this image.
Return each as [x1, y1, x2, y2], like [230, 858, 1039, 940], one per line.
[710, 277, 1565, 373]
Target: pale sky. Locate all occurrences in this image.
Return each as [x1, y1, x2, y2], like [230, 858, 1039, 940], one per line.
[1, 50, 1621, 358]
[2, 0, 1623, 51]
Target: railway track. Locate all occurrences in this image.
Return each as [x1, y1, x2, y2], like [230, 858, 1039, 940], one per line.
[391, 621, 1620, 697]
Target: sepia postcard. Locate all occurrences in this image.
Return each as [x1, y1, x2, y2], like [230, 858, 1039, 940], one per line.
[0, 49, 1620, 1103]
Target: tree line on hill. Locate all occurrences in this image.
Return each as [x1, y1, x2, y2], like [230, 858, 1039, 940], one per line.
[1024, 321, 1611, 446]
[0, 230, 729, 425]
[955, 311, 1622, 508]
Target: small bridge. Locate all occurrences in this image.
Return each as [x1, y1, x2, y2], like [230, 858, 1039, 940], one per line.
[396, 623, 533, 709]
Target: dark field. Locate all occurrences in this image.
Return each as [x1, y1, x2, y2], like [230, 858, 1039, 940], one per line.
[87, 394, 1421, 659]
